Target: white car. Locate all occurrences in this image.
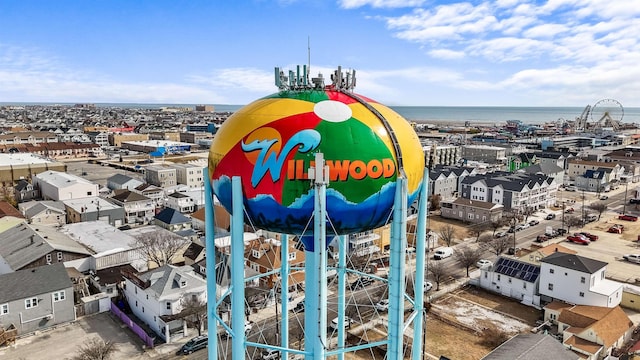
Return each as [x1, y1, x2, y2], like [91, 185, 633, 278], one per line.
[476, 259, 493, 269]
[330, 316, 354, 330]
[424, 281, 433, 292]
[623, 254, 640, 264]
[495, 231, 507, 238]
[374, 299, 389, 311]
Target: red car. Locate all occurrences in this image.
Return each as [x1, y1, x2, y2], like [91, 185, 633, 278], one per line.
[619, 214, 638, 221]
[567, 235, 590, 245]
[578, 232, 598, 241]
[608, 224, 624, 233]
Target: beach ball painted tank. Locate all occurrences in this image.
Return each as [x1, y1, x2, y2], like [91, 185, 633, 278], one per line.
[208, 89, 424, 243]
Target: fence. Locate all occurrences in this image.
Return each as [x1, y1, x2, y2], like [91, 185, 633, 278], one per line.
[110, 302, 154, 348]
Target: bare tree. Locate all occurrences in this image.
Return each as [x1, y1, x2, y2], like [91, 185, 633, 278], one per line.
[70, 338, 117, 360]
[454, 246, 483, 277]
[428, 260, 450, 291]
[428, 194, 442, 211]
[467, 222, 490, 242]
[521, 206, 535, 222]
[588, 202, 608, 220]
[489, 219, 508, 236]
[131, 230, 189, 267]
[438, 224, 457, 246]
[479, 234, 509, 256]
[565, 215, 583, 233]
[180, 296, 207, 336]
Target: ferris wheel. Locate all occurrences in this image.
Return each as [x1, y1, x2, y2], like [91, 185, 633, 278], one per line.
[589, 98, 624, 130]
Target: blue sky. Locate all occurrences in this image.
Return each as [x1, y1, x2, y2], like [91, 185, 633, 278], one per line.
[1, 0, 639, 106]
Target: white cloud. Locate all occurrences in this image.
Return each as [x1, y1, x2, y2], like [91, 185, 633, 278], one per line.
[522, 23, 569, 38]
[428, 48, 466, 59]
[338, 0, 426, 9]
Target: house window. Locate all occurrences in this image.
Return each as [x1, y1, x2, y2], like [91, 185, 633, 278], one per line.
[548, 283, 554, 291]
[166, 302, 171, 310]
[288, 252, 296, 261]
[53, 291, 65, 302]
[549, 269, 554, 274]
[484, 272, 487, 279]
[135, 300, 138, 307]
[580, 276, 585, 284]
[25, 297, 38, 309]
[0, 303, 8, 315]
[46, 254, 52, 263]
[508, 278, 512, 283]
[497, 275, 501, 281]
[57, 252, 63, 261]
[523, 283, 527, 289]
[142, 307, 145, 313]
[579, 292, 584, 297]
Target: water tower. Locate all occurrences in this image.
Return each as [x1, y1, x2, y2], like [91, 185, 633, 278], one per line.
[204, 65, 429, 359]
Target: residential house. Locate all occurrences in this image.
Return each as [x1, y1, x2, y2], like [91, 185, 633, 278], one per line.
[0, 202, 24, 219]
[544, 302, 633, 360]
[0, 131, 58, 146]
[508, 152, 537, 172]
[347, 231, 381, 257]
[575, 169, 610, 193]
[106, 174, 144, 191]
[164, 192, 195, 214]
[109, 190, 155, 226]
[423, 144, 461, 168]
[0, 223, 91, 274]
[246, 237, 305, 292]
[539, 252, 623, 308]
[144, 165, 176, 188]
[440, 198, 504, 224]
[523, 162, 565, 186]
[20, 200, 66, 226]
[190, 208, 205, 232]
[566, 159, 623, 182]
[133, 183, 164, 207]
[34, 170, 99, 201]
[122, 265, 207, 343]
[461, 171, 558, 210]
[183, 242, 205, 267]
[171, 163, 205, 188]
[63, 196, 125, 227]
[14, 179, 40, 203]
[520, 244, 577, 265]
[59, 221, 147, 273]
[86, 131, 109, 147]
[462, 145, 507, 164]
[123, 225, 191, 268]
[428, 165, 477, 200]
[477, 257, 541, 307]
[154, 208, 192, 232]
[481, 333, 579, 360]
[0, 263, 75, 334]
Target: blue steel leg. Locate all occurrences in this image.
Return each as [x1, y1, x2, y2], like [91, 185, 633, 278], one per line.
[204, 169, 217, 360]
[336, 235, 347, 360]
[280, 234, 289, 357]
[412, 169, 429, 360]
[388, 177, 407, 359]
[231, 177, 245, 360]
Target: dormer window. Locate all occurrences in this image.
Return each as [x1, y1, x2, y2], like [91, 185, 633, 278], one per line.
[252, 249, 261, 258]
[288, 253, 296, 261]
[180, 280, 187, 288]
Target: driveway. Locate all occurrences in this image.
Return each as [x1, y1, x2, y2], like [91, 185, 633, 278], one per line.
[0, 312, 148, 360]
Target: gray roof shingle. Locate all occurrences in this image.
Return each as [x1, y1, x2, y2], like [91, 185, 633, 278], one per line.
[541, 252, 607, 274]
[0, 263, 72, 303]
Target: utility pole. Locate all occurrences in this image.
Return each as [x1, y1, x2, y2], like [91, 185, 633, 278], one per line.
[624, 181, 629, 214]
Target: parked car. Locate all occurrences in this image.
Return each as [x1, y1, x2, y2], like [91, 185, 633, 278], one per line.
[292, 301, 305, 313]
[529, 219, 540, 226]
[567, 235, 590, 245]
[349, 277, 373, 290]
[600, 195, 609, 200]
[630, 198, 640, 204]
[623, 254, 640, 264]
[556, 228, 568, 235]
[374, 299, 389, 312]
[177, 335, 208, 355]
[330, 316, 354, 330]
[476, 259, 493, 269]
[424, 281, 433, 292]
[261, 349, 281, 360]
[585, 214, 598, 223]
[535, 235, 549, 243]
[507, 247, 521, 255]
[608, 224, 625, 233]
[565, 207, 575, 214]
[545, 213, 556, 220]
[495, 230, 507, 238]
[619, 214, 638, 221]
[507, 226, 516, 233]
[515, 223, 529, 231]
[434, 247, 453, 260]
[578, 232, 598, 241]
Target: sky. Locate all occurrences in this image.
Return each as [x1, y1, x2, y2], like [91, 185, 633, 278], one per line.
[1, 0, 639, 107]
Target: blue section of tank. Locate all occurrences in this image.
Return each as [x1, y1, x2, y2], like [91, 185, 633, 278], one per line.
[212, 175, 421, 248]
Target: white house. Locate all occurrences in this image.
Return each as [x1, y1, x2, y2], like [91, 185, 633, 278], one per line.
[171, 163, 205, 189]
[122, 265, 207, 343]
[165, 192, 195, 213]
[109, 190, 155, 225]
[477, 257, 541, 307]
[106, 174, 144, 191]
[34, 170, 99, 201]
[539, 252, 623, 308]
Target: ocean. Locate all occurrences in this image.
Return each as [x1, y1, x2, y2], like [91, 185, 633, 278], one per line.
[215, 104, 640, 125]
[3, 102, 638, 125]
